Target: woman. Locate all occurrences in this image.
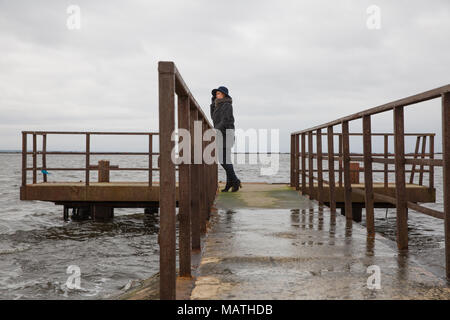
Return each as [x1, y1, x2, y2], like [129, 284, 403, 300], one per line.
[210, 86, 242, 192]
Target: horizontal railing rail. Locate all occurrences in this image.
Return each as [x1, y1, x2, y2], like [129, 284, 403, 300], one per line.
[290, 84, 450, 280]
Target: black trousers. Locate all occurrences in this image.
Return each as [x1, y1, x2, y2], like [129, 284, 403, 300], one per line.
[217, 130, 238, 185]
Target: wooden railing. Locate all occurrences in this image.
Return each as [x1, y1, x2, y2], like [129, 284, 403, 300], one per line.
[21, 131, 159, 186]
[158, 61, 218, 299]
[290, 85, 450, 279]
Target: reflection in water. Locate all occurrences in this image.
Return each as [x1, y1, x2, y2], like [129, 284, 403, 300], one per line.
[290, 209, 300, 228]
[317, 206, 324, 231]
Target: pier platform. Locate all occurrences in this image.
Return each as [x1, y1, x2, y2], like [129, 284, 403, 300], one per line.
[189, 183, 450, 299]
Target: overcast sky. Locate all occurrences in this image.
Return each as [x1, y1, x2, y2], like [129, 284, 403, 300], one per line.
[0, 0, 449, 152]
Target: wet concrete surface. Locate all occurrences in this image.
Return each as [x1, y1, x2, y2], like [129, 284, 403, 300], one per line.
[190, 183, 450, 300]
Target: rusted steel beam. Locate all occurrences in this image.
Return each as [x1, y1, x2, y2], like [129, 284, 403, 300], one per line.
[327, 126, 336, 213]
[301, 133, 307, 195]
[407, 201, 444, 220]
[294, 134, 300, 190]
[32, 133, 37, 184]
[308, 132, 314, 199]
[85, 134, 90, 186]
[394, 106, 408, 250]
[178, 94, 191, 278]
[292, 84, 450, 135]
[316, 129, 324, 204]
[442, 92, 450, 279]
[22, 132, 27, 187]
[342, 121, 352, 221]
[362, 115, 375, 236]
[158, 61, 177, 300]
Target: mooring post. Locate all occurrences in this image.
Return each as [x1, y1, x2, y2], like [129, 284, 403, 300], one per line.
[178, 94, 191, 278]
[158, 61, 177, 300]
[442, 92, 450, 279]
[98, 160, 110, 182]
[327, 126, 336, 213]
[363, 115, 375, 236]
[342, 121, 352, 222]
[394, 106, 408, 250]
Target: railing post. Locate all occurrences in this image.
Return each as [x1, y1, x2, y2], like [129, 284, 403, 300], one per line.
[290, 134, 295, 187]
[301, 133, 307, 195]
[442, 92, 450, 279]
[327, 126, 336, 213]
[158, 61, 177, 300]
[338, 134, 343, 187]
[429, 134, 434, 190]
[342, 121, 352, 222]
[394, 106, 408, 250]
[308, 132, 314, 199]
[32, 133, 37, 184]
[190, 108, 201, 250]
[294, 134, 299, 190]
[21, 132, 27, 187]
[363, 115, 375, 236]
[419, 136, 427, 186]
[42, 134, 47, 183]
[85, 133, 90, 186]
[384, 134, 389, 190]
[199, 120, 207, 234]
[316, 129, 323, 204]
[149, 134, 153, 186]
[409, 136, 421, 184]
[178, 95, 191, 278]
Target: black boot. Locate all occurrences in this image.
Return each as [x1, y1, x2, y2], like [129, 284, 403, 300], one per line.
[221, 181, 232, 192]
[231, 179, 242, 192]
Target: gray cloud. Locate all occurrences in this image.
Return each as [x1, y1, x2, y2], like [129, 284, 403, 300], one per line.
[0, 0, 449, 152]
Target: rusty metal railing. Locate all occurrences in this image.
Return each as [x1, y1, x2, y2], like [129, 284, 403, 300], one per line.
[21, 131, 159, 186]
[290, 85, 450, 279]
[158, 61, 218, 299]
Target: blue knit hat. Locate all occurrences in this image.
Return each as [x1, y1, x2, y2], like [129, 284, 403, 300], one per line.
[212, 86, 231, 98]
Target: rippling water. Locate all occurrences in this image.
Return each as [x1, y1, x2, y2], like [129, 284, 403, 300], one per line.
[0, 153, 446, 299]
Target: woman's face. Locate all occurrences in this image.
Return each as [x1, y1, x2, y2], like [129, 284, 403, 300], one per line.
[216, 91, 225, 99]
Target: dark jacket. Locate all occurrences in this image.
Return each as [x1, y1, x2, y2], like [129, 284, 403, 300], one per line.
[210, 97, 235, 135]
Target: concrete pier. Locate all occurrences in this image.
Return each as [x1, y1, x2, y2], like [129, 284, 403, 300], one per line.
[190, 183, 450, 299]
